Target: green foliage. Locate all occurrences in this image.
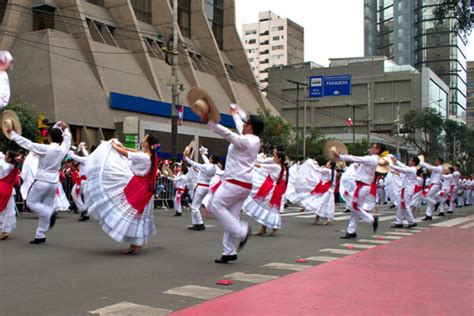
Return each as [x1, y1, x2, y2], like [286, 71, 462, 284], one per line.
[347, 138, 370, 156]
[257, 109, 293, 153]
[433, 0, 473, 41]
[444, 119, 474, 175]
[403, 107, 444, 158]
[0, 99, 40, 151]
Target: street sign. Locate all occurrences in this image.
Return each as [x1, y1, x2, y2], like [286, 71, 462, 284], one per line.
[308, 74, 351, 98]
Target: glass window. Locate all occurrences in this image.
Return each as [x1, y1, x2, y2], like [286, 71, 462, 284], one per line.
[33, 5, 55, 31]
[177, 0, 191, 37]
[272, 36, 280, 41]
[131, 0, 151, 24]
[248, 39, 256, 44]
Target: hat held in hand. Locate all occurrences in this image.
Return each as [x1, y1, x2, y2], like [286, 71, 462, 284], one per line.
[187, 87, 221, 123]
[2, 110, 22, 139]
[323, 140, 348, 161]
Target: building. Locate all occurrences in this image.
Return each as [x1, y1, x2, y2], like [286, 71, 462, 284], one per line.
[266, 57, 449, 157]
[468, 61, 474, 129]
[242, 11, 304, 90]
[364, 0, 467, 122]
[0, 0, 275, 157]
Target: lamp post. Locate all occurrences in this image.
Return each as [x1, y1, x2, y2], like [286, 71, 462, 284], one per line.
[396, 100, 401, 157]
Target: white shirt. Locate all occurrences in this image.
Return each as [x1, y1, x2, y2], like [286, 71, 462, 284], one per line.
[452, 170, 461, 187]
[340, 154, 379, 185]
[420, 162, 442, 185]
[207, 120, 260, 184]
[389, 161, 417, 194]
[441, 174, 454, 192]
[185, 155, 216, 185]
[172, 172, 187, 189]
[11, 129, 71, 183]
[68, 151, 88, 177]
[0, 71, 10, 108]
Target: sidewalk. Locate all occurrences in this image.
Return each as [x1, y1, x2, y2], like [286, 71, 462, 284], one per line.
[172, 227, 474, 315]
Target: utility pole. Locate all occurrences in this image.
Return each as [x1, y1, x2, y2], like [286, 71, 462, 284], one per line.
[367, 82, 371, 145]
[345, 103, 362, 148]
[303, 86, 307, 159]
[396, 100, 401, 157]
[171, 0, 179, 158]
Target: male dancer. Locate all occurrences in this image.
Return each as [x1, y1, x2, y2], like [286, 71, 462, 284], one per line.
[207, 108, 263, 263]
[8, 122, 71, 244]
[450, 164, 461, 212]
[68, 142, 89, 221]
[389, 156, 419, 228]
[438, 167, 454, 216]
[185, 147, 218, 231]
[333, 143, 383, 239]
[420, 158, 443, 220]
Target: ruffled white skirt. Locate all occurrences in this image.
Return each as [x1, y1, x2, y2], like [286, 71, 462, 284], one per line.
[54, 184, 70, 212]
[300, 189, 335, 220]
[84, 142, 156, 246]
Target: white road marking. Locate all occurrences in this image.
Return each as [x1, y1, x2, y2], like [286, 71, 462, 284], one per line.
[332, 215, 351, 221]
[261, 262, 312, 271]
[358, 239, 391, 244]
[89, 302, 171, 315]
[431, 217, 473, 227]
[385, 232, 414, 236]
[341, 243, 376, 249]
[378, 215, 397, 222]
[319, 248, 360, 255]
[373, 235, 403, 240]
[458, 222, 474, 229]
[294, 214, 317, 219]
[281, 211, 307, 217]
[163, 285, 232, 300]
[223, 272, 278, 284]
[305, 256, 339, 262]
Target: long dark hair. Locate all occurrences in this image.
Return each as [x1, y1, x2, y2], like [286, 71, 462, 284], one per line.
[146, 134, 160, 191]
[5, 150, 17, 166]
[328, 161, 336, 183]
[275, 150, 288, 184]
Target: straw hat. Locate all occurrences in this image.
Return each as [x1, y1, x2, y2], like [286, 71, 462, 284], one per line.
[323, 140, 348, 161]
[187, 87, 221, 123]
[183, 140, 196, 158]
[161, 165, 174, 178]
[442, 162, 452, 174]
[376, 156, 392, 174]
[416, 155, 425, 170]
[2, 110, 22, 139]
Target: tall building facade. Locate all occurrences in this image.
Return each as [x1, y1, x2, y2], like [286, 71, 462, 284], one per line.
[0, 0, 275, 157]
[364, 0, 468, 121]
[242, 11, 304, 90]
[467, 61, 474, 129]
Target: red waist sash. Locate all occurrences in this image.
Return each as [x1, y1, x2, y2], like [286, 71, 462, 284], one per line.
[352, 181, 376, 211]
[254, 175, 273, 200]
[0, 166, 19, 212]
[311, 180, 331, 195]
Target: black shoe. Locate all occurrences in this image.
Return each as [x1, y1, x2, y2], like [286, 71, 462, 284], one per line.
[447, 211, 454, 214]
[49, 211, 57, 230]
[390, 224, 404, 228]
[188, 224, 206, 231]
[78, 215, 90, 222]
[389, 205, 395, 209]
[173, 212, 182, 217]
[422, 216, 432, 221]
[238, 224, 251, 252]
[438, 212, 445, 217]
[406, 222, 418, 228]
[344, 209, 350, 213]
[214, 254, 237, 264]
[372, 216, 379, 233]
[29, 238, 46, 244]
[340, 232, 357, 239]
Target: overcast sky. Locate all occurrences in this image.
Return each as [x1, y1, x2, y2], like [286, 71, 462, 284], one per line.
[235, 0, 474, 66]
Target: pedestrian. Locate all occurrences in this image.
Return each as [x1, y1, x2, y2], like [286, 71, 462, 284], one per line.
[170, 164, 187, 217]
[0, 150, 20, 240]
[420, 158, 444, 220]
[68, 143, 90, 221]
[7, 120, 71, 244]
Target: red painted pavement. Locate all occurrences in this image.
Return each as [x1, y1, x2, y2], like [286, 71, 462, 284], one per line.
[172, 227, 474, 315]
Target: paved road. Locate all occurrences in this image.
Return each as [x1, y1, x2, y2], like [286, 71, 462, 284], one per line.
[1, 203, 473, 315]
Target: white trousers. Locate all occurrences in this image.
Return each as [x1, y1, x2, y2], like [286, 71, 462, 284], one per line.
[449, 186, 458, 212]
[346, 186, 375, 234]
[437, 190, 449, 214]
[424, 184, 440, 217]
[0, 195, 16, 233]
[27, 180, 56, 238]
[376, 189, 384, 204]
[209, 181, 250, 255]
[465, 190, 472, 205]
[191, 185, 208, 225]
[71, 182, 87, 213]
[396, 191, 416, 224]
[174, 189, 184, 214]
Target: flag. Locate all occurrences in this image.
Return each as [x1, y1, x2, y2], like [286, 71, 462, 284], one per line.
[178, 105, 183, 126]
[345, 117, 353, 126]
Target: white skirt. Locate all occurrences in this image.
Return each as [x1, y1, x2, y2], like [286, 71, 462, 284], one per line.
[54, 184, 70, 212]
[84, 142, 156, 246]
[300, 189, 335, 220]
[410, 191, 423, 208]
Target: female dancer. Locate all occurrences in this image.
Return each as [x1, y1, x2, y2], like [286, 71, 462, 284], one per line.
[85, 134, 160, 254]
[0, 150, 19, 240]
[243, 150, 288, 236]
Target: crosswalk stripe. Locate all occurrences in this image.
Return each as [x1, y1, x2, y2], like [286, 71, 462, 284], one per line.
[163, 285, 232, 300]
[223, 272, 278, 284]
[261, 262, 312, 271]
[358, 239, 391, 244]
[378, 215, 397, 222]
[305, 256, 339, 262]
[458, 222, 474, 229]
[385, 232, 414, 236]
[332, 215, 351, 221]
[430, 217, 473, 227]
[373, 235, 403, 240]
[89, 302, 171, 315]
[341, 243, 376, 249]
[294, 214, 317, 219]
[319, 248, 360, 255]
[281, 211, 306, 217]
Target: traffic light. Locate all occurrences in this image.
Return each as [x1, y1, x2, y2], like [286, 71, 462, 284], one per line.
[37, 114, 49, 144]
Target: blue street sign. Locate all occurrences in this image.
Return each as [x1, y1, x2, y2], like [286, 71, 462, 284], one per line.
[309, 76, 323, 98]
[308, 74, 351, 98]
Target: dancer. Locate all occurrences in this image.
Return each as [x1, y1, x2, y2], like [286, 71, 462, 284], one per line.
[68, 143, 89, 221]
[376, 175, 385, 205]
[0, 51, 13, 109]
[388, 156, 419, 228]
[449, 164, 461, 212]
[0, 150, 19, 240]
[333, 143, 385, 239]
[171, 164, 187, 217]
[437, 167, 454, 216]
[410, 169, 425, 212]
[185, 147, 218, 231]
[85, 134, 160, 254]
[8, 122, 71, 244]
[420, 158, 443, 220]
[243, 149, 287, 236]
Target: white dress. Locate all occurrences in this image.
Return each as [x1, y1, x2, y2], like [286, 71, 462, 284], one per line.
[385, 172, 402, 206]
[299, 165, 335, 220]
[243, 163, 285, 229]
[285, 163, 300, 205]
[0, 158, 16, 233]
[85, 141, 156, 246]
[410, 176, 424, 209]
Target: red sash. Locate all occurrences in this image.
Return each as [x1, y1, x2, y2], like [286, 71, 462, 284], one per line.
[123, 155, 159, 215]
[269, 179, 287, 209]
[0, 166, 19, 212]
[401, 188, 406, 209]
[254, 175, 273, 200]
[197, 183, 210, 188]
[311, 180, 331, 195]
[175, 188, 185, 204]
[210, 180, 222, 193]
[226, 179, 252, 189]
[352, 181, 376, 211]
[414, 185, 423, 194]
[422, 183, 433, 197]
[72, 171, 87, 198]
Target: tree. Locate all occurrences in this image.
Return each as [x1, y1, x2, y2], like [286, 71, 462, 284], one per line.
[403, 107, 444, 158]
[347, 138, 370, 156]
[444, 119, 474, 175]
[0, 99, 40, 151]
[433, 0, 473, 41]
[257, 109, 293, 153]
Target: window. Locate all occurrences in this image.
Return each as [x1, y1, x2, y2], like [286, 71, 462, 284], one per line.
[271, 45, 284, 51]
[245, 30, 257, 35]
[33, 5, 55, 31]
[177, 0, 191, 38]
[271, 25, 284, 32]
[272, 36, 280, 41]
[225, 64, 241, 82]
[205, 0, 224, 49]
[131, 0, 151, 24]
[248, 39, 256, 44]
[0, 0, 6, 25]
[85, 0, 104, 6]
